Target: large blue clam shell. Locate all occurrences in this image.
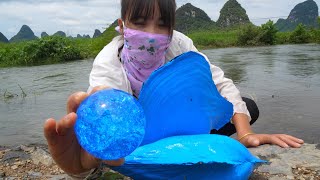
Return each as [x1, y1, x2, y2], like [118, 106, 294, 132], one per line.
[139, 51, 234, 146]
[112, 134, 265, 180]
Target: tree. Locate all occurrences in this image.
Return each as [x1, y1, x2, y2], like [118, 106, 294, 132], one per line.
[289, 23, 310, 44]
[237, 24, 261, 46]
[260, 20, 278, 45]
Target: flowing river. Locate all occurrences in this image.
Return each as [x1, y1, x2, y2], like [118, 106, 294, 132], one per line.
[0, 44, 319, 146]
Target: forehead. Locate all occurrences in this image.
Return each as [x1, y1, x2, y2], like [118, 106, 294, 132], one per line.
[127, 1, 162, 20]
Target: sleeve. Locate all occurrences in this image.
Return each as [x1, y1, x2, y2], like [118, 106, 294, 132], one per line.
[87, 36, 132, 94]
[199, 52, 251, 121]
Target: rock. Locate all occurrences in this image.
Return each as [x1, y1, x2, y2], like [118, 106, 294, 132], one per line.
[41, 32, 49, 38]
[175, 3, 215, 33]
[45, 174, 71, 179]
[9, 25, 38, 42]
[11, 165, 18, 170]
[250, 144, 320, 179]
[93, 29, 102, 38]
[0, 171, 5, 177]
[275, 0, 319, 31]
[20, 145, 35, 153]
[28, 171, 42, 178]
[53, 31, 66, 37]
[217, 0, 251, 28]
[31, 148, 53, 166]
[0, 32, 9, 43]
[2, 151, 30, 163]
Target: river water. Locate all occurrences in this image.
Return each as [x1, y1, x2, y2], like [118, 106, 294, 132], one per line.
[0, 44, 319, 146]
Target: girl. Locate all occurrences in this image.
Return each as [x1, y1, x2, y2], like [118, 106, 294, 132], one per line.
[44, 0, 304, 177]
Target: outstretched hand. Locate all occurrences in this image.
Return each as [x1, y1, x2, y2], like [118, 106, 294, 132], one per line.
[239, 133, 304, 148]
[44, 86, 124, 175]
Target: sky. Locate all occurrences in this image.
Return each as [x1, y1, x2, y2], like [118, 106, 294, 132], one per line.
[0, 0, 319, 39]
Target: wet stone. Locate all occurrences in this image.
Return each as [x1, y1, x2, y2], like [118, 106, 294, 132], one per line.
[2, 151, 30, 163]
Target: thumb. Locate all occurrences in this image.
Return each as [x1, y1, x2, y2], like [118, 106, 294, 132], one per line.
[241, 136, 260, 147]
[246, 136, 260, 147]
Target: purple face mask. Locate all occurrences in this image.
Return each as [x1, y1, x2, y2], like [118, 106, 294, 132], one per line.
[121, 24, 171, 97]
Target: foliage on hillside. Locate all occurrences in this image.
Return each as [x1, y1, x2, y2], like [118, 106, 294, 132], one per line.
[275, 0, 319, 31]
[9, 25, 38, 43]
[0, 32, 9, 43]
[175, 3, 215, 33]
[217, 0, 251, 28]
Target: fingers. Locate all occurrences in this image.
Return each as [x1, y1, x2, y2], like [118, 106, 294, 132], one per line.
[89, 85, 110, 95]
[258, 134, 304, 148]
[269, 135, 291, 148]
[67, 92, 88, 114]
[102, 158, 125, 166]
[56, 113, 77, 136]
[283, 134, 304, 144]
[44, 118, 58, 146]
[66, 86, 110, 114]
[278, 135, 303, 148]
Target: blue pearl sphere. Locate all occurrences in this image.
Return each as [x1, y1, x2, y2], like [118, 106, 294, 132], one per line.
[74, 89, 146, 160]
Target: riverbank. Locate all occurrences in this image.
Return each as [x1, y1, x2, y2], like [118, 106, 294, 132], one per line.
[1, 24, 319, 68]
[1, 143, 319, 179]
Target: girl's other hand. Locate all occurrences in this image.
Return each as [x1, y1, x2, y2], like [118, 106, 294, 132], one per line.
[239, 134, 304, 148]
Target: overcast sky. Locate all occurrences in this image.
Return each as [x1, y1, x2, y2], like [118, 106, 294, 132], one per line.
[0, 0, 319, 39]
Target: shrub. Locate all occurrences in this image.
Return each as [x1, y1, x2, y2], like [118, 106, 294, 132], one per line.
[259, 20, 278, 45]
[237, 24, 261, 46]
[23, 36, 82, 65]
[289, 24, 311, 44]
[238, 20, 278, 46]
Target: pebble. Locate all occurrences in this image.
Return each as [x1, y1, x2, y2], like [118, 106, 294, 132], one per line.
[31, 148, 53, 166]
[11, 165, 18, 170]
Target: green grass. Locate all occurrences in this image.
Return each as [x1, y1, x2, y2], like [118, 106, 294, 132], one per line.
[0, 26, 118, 68]
[187, 29, 239, 49]
[0, 25, 319, 68]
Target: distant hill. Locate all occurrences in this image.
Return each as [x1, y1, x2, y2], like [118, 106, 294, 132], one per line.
[9, 25, 38, 42]
[217, 0, 251, 28]
[76, 34, 91, 39]
[275, 0, 319, 32]
[175, 3, 215, 33]
[41, 32, 49, 38]
[53, 31, 66, 37]
[93, 29, 102, 38]
[0, 32, 9, 43]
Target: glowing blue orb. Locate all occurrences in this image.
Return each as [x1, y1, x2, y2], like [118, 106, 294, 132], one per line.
[74, 89, 146, 160]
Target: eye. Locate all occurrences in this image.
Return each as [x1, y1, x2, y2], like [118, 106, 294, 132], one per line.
[158, 19, 165, 25]
[133, 17, 146, 25]
[158, 19, 169, 28]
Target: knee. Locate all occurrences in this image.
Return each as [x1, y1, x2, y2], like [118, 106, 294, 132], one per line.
[242, 97, 259, 123]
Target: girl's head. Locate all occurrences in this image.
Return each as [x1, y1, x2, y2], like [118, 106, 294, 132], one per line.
[119, 0, 176, 36]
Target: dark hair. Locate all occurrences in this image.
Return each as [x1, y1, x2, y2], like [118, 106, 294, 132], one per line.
[121, 0, 176, 36]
